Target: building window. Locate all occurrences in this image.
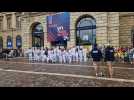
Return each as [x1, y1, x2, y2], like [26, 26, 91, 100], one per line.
[7, 36, 13, 49]
[16, 35, 22, 48]
[76, 15, 96, 45]
[16, 16, 21, 30]
[7, 15, 12, 29]
[0, 16, 3, 31]
[32, 23, 44, 47]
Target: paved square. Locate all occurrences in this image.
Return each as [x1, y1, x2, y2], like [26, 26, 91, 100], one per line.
[0, 58, 133, 87]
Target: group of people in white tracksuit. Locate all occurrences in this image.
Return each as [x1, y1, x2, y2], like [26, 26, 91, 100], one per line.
[25, 46, 87, 64]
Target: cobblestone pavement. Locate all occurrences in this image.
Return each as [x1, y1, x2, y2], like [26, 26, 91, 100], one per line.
[0, 70, 134, 87]
[0, 58, 133, 87]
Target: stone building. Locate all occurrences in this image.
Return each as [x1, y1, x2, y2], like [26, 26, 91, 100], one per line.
[0, 12, 133, 50]
[0, 12, 22, 49]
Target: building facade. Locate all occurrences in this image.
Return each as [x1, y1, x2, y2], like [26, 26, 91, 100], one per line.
[0, 12, 134, 50]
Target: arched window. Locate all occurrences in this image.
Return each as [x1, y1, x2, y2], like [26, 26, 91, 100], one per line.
[16, 35, 22, 49]
[0, 36, 3, 49]
[7, 36, 12, 49]
[76, 15, 96, 45]
[31, 23, 44, 47]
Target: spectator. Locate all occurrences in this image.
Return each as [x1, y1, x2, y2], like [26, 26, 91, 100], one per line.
[104, 44, 115, 78]
[91, 44, 103, 77]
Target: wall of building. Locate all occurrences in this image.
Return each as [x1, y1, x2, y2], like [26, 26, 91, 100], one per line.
[108, 12, 119, 47]
[119, 14, 134, 47]
[0, 12, 122, 50]
[0, 12, 22, 49]
[21, 12, 120, 49]
[67, 12, 119, 47]
[21, 13, 50, 49]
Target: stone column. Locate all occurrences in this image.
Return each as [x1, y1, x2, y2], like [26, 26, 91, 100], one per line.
[96, 12, 108, 46]
[21, 17, 30, 50]
[12, 13, 17, 49]
[3, 14, 7, 48]
[12, 12, 16, 29]
[67, 13, 77, 48]
[3, 14, 7, 31]
[108, 12, 119, 47]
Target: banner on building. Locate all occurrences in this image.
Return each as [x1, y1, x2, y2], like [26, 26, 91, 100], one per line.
[47, 12, 70, 42]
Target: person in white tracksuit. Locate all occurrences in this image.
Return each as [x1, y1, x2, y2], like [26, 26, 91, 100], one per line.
[65, 49, 71, 64]
[36, 49, 40, 62]
[83, 48, 87, 62]
[133, 52, 134, 64]
[53, 48, 57, 63]
[47, 49, 50, 63]
[62, 49, 66, 64]
[50, 48, 54, 63]
[79, 48, 83, 63]
[75, 48, 79, 64]
[55, 48, 59, 63]
[65, 49, 69, 63]
[38, 49, 41, 62]
[68, 48, 72, 64]
[33, 48, 37, 62]
[57, 48, 61, 63]
[71, 47, 76, 63]
[31, 48, 35, 62]
[47, 49, 53, 63]
[51, 49, 55, 63]
[28, 48, 33, 63]
[59, 49, 63, 64]
[40, 48, 45, 62]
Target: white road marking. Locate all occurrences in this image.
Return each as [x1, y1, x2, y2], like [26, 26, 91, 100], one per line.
[0, 68, 134, 83]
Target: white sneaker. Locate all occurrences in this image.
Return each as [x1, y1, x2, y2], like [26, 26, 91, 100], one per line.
[95, 73, 98, 77]
[97, 72, 104, 77]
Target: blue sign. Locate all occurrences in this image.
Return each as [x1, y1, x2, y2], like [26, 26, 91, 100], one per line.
[7, 39, 12, 49]
[16, 36, 22, 48]
[47, 12, 70, 42]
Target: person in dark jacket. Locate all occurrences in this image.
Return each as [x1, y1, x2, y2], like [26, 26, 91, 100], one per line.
[104, 45, 115, 78]
[91, 44, 103, 77]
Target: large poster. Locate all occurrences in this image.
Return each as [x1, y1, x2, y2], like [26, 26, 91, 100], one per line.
[47, 12, 70, 42]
